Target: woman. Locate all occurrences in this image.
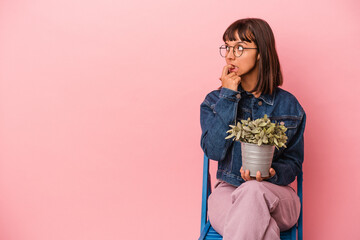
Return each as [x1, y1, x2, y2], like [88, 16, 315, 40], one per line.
[200, 18, 306, 240]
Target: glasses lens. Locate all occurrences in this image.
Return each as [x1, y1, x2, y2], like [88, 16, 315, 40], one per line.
[220, 46, 228, 57]
[234, 44, 243, 57]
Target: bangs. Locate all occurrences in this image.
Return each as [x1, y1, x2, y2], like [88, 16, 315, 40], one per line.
[222, 23, 256, 43]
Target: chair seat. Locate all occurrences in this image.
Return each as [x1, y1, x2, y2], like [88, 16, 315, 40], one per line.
[203, 224, 295, 240]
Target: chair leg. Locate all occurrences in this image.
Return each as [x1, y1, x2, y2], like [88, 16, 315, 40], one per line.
[198, 221, 212, 240]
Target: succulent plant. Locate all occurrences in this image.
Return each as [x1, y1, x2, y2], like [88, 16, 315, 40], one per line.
[225, 114, 288, 149]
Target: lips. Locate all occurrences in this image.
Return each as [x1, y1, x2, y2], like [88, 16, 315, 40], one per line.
[229, 65, 239, 72]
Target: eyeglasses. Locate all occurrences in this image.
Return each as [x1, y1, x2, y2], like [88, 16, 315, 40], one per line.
[219, 44, 258, 58]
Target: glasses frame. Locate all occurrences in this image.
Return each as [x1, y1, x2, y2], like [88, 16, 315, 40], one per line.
[219, 44, 258, 58]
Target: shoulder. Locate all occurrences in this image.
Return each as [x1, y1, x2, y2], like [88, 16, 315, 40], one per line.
[273, 87, 305, 118]
[275, 87, 299, 101]
[201, 89, 221, 106]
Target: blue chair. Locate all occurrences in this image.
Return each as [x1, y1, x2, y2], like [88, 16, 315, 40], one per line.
[199, 154, 303, 240]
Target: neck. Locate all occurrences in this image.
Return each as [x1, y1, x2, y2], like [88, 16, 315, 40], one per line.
[240, 62, 261, 98]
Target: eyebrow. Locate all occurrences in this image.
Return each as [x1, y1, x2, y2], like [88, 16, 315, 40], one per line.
[225, 41, 245, 45]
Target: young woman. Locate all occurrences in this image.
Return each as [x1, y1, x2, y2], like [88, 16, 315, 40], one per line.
[200, 18, 306, 240]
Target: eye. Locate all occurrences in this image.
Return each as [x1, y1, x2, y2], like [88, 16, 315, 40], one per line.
[237, 45, 244, 51]
[225, 46, 230, 51]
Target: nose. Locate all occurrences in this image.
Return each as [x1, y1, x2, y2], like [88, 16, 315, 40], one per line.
[226, 47, 235, 60]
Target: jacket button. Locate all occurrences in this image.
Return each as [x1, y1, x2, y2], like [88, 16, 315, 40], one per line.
[236, 93, 241, 99]
[258, 101, 263, 106]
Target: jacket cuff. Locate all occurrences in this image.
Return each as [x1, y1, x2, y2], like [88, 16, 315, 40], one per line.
[219, 87, 240, 100]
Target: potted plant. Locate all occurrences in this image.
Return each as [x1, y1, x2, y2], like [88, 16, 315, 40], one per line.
[225, 114, 288, 177]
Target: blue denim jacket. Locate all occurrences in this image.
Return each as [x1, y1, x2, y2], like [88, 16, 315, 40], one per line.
[200, 84, 306, 187]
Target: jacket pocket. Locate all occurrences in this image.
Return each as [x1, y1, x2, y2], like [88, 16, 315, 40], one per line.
[268, 116, 301, 144]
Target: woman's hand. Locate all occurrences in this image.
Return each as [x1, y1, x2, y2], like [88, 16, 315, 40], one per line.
[219, 64, 241, 91]
[240, 167, 276, 182]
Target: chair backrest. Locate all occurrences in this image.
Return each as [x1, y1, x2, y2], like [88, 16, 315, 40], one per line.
[200, 154, 303, 240]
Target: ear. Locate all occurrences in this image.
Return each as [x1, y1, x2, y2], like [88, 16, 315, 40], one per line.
[257, 53, 260, 61]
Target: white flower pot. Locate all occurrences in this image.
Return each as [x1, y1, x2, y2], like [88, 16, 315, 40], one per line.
[241, 141, 275, 177]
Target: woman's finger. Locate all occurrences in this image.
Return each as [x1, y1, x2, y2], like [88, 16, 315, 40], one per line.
[221, 64, 233, 78]
[225, 72, 236, 79]
[240, 167, 246, 181]
[245, 169, 252, 181]
[256, 171, 262, 182]
[269, 168, 276, 177]
[234, 76, 241, 83]
[219, 72, 235, 82]
[229, 75, 241, 82]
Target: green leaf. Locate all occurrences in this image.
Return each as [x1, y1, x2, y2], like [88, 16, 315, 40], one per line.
[243, 126, 251, 132]
[259, 122, 267, 127]
[266, 126, 274, 134]
[251, 128, 261, 134]
[225, 132, 235, 139]
[236, 131, 241, 140]
[260, 129, 265, 138]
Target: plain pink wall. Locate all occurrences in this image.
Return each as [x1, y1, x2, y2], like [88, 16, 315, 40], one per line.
[0, 0, 359, 239]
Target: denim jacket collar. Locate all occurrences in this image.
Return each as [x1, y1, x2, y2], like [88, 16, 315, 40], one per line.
[237, 84, 275, 106]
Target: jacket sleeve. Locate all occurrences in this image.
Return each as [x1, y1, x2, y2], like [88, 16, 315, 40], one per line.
[200, 87, 240, 161]
[265, 113, 307, 186]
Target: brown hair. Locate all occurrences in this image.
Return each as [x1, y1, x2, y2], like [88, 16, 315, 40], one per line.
[218, 18, 283, 95]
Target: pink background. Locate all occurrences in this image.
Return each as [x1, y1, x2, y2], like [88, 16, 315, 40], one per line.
[0, 0, 359, 239]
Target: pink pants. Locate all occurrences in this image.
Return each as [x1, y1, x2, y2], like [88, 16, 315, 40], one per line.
[208, 180, 301, 240]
